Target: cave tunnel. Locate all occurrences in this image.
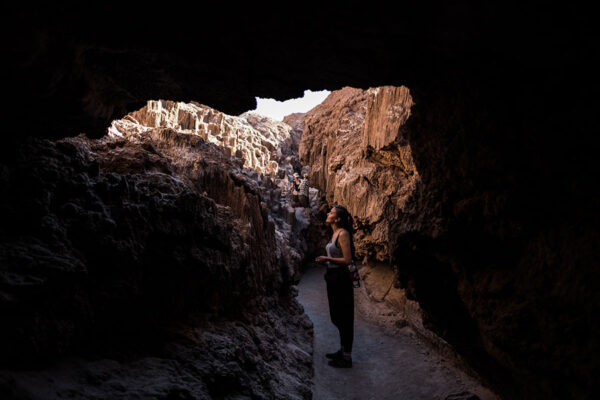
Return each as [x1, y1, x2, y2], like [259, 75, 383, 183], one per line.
[1, 3, 598, 400]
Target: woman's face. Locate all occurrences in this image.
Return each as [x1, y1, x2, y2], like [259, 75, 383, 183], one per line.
[326, 207, 339, 224]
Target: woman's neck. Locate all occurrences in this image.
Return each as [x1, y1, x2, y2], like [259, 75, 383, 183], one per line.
[331, 224, 341, 233]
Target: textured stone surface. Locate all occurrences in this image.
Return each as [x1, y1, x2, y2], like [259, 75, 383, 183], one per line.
[300, 86, 418, 262]
[298, 85, 438, 355]
[300, 85, 599, 400]
[0, 306, 312, 400]
[108, 100, 296, 176]
[0, 117, 312, 398]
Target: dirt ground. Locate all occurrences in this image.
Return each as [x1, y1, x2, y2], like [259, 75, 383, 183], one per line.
[297, 264, 500, 400]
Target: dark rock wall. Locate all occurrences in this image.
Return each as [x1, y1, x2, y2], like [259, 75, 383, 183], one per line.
[3, 3, 598, 400]
[0, 131, 313, 399]
[394, 80, 599, 400]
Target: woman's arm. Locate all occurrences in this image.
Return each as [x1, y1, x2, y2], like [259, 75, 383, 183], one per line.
[317, 230, 352, 266]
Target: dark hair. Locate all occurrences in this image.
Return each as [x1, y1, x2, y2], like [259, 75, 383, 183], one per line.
[334, 205, 356, 260]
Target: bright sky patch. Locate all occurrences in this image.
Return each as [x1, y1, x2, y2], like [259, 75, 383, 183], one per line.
[248, 90, 330, 121]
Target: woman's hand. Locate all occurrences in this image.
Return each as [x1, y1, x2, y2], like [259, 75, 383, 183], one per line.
[315, 256, 329, 264]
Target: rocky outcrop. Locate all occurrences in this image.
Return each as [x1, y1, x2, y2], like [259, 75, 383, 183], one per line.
[282, 113, 305, 150]
[300, 86, 417, 262]
[108, 100, 298, 176]
[108, 100, 311, 282]
[0, 109, 313, 398]
[390, 83, 599, 400]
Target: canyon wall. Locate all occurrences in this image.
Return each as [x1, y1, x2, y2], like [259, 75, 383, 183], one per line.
[392, 82, 599, 400]
[0, 104, 312, 399]
[300, 86, 418, 262]
[298, 85, 435, 345]
[300, 85, 598, 399]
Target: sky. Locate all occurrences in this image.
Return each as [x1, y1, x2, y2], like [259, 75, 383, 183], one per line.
[248, 89, 330, 121]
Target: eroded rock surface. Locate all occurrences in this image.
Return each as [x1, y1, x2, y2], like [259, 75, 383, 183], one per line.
[0, 106, 313, 399]
[298, 84, 441, 359]
[300, 86, 417, 262]
[300, 85, 599, 400]
[108, 100, 298, 176]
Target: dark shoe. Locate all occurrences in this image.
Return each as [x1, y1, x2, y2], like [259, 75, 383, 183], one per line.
[328, 356, 352, 368]
[325, 349, 343, 359]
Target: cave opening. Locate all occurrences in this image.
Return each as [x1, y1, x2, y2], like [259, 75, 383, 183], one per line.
[2, 2, 597, 398]
[98, 84, 490, 399]
[250, 90, 331, 121]
[3, 75, 593, 400]
[3, 83, 468, 399]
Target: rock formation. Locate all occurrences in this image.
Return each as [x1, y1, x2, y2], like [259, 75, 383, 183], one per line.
[282, 113, 306, 153]
[300, 86, 418, 262]
[0, 103, 313, 399]
[108, 100, 296, 176]
[4, 4, 598, 399]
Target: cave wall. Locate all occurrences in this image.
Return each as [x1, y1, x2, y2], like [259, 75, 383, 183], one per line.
[3, 3, 598, 400]
[0, 123, 313, 398]
[393, 79, 599, 399]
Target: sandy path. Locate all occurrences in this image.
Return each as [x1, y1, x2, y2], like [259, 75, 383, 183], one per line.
[297, 265, 499, 400]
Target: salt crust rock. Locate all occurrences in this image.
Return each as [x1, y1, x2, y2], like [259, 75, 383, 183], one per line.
[108, 100, 295, 176]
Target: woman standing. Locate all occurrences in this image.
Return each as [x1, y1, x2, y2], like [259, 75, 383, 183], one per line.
[315, 205, 355, 368]
[298, 173, 310, 208]
[288, 173, 301, 206]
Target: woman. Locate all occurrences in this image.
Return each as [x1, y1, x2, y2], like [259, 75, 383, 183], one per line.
[315, 205, 355, 368]
[288, 173, 301, 206]
[298, 173, 310, 208]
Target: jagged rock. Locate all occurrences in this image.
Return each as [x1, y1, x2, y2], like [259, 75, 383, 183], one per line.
[282, 112, 305, 152]
[299, 86, 417, 262]
[0, 116, 313, 398]
[108, 100, 298, 176]
[108, 100, 312, 277]
[300, 81, 600, 400]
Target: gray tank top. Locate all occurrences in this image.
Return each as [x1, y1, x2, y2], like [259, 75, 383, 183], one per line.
[326, 231, 344, 269]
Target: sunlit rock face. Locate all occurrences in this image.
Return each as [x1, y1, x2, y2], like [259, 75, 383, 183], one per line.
[0, 114, 312, 398]
[297, 84, 439, 354]
[108, 99, 297, 176]
[300, 86, 417, 262]
[282, 112, 306, 151]
[108, 100, 309, 282]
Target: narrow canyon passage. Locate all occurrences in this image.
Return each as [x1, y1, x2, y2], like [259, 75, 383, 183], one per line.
[4, 6, 596, 399]
[297, 265, 498, 400]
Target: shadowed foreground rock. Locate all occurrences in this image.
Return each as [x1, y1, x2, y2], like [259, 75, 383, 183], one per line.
[0, 121, 312, 398]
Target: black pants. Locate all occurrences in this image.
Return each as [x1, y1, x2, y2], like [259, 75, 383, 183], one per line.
[299, 195, 309, 207]
[325, 267, 354, 353]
